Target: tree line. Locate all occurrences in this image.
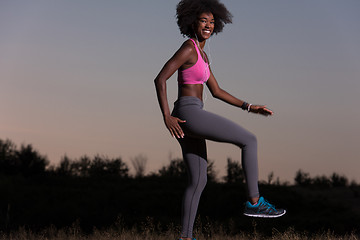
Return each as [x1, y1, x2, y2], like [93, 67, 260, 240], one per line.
[1, 139, 356, 188]
[1, 138, 359, 236]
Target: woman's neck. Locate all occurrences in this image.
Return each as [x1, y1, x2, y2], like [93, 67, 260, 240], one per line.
[192, 37, 206, 50]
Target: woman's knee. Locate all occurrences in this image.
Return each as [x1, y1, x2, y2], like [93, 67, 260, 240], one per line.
[248, 132, 257, 145]
[189, 171, 207, 190]
[238, 131, 257, 148]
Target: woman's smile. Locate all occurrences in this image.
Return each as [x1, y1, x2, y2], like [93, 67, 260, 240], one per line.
[195, 12, 214, 40]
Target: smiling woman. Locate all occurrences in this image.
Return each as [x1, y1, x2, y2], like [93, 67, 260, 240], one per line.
[154, 0, 285, 239]
[196, 12, 214, 39]
[176, 0, 232, 38]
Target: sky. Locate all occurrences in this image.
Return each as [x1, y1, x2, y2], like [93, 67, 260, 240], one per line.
[1, 0, 359, 183]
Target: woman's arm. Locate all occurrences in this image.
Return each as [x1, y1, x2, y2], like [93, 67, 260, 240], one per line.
[206, 70, 273, 116]
[154, 41, 195, 138]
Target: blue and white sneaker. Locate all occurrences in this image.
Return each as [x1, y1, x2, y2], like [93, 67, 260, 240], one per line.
[244, 196, 286, 218]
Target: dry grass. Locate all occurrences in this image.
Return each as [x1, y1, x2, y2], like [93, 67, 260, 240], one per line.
[0, 227, 358, 240]
[0, 218, 358, 240]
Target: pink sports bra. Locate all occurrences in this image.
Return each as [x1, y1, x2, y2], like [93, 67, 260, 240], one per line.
[178, 39, 210, 85]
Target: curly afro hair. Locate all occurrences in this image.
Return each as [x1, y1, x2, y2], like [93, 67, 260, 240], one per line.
[176, 0, 232, 38]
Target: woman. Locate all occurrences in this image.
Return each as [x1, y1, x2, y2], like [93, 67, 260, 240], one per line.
[154, 0, 286, 239]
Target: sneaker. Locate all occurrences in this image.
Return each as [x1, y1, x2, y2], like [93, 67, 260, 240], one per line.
[179, 239, 196, 240]
[243, 196, 286, 218]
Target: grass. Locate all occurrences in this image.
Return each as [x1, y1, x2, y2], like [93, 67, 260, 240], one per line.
[0, 220, 358, 240]
[1, 215, 358, 240]
[0, 228, 359, 240]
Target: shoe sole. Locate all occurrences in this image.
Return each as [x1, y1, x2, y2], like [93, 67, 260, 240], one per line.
[243, 210, 286, 218]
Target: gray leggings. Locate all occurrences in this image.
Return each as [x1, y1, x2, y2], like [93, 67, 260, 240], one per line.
[172, 96, 259, 238]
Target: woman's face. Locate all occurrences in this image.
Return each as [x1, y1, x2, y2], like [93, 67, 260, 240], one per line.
[193, 12, 214, 41]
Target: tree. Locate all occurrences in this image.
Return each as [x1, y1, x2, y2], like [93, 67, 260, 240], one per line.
[207, 160, 218, 182]
[312, 175, 331, 188]
[57, 155, 73, 176]
[76, 155, 92, 177]
[294, 170, 349, 188]
[331, 173, 348, 187]
[294, 169, 312, 186]
[131, 154, 147, 178]
[158, 158, 217, 182]
[158, 158, 187, 178]
[223, 158, 244, 184]
[0, 139, 17, 174]
[0, 139, 48, 176]
[16, 144, 49, 176]
[56, 154, 129, 178]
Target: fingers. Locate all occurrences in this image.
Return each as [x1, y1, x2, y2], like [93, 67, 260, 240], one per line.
[175, 119, 185, 138]
[171, 124, 184, 139]
[262, 107, 273, 116]
[255, 105, 273, 116]
[167, 117, 185, 138]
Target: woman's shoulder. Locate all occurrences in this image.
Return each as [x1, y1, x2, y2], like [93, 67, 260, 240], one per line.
[182, 38, 195, 45]
[170, 39, 197, 65]
[178, 39, 196, 55]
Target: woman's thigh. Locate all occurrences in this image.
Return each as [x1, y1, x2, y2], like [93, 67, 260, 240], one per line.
[179, 106, 256, 147]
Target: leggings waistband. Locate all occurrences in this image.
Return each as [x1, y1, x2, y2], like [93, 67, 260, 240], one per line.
[174, 96, 204, 109]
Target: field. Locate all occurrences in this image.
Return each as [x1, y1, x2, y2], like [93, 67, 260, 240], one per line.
[1, 227, 359, 240]
[1, 219, 359, 240]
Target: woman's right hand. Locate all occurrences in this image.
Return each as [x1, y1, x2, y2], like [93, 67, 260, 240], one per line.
[164, 115, 186, 138]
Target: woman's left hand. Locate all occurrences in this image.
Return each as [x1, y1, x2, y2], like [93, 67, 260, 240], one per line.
[250, 105, 273, 116]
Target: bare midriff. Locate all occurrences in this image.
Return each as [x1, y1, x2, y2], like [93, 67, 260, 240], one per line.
[178, 84, 204, 101]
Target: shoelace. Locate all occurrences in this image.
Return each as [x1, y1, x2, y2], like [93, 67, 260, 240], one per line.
[260, 199, 277, 212]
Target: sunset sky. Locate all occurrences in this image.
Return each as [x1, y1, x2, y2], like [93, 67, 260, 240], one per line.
[1, 0, 359, 182]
